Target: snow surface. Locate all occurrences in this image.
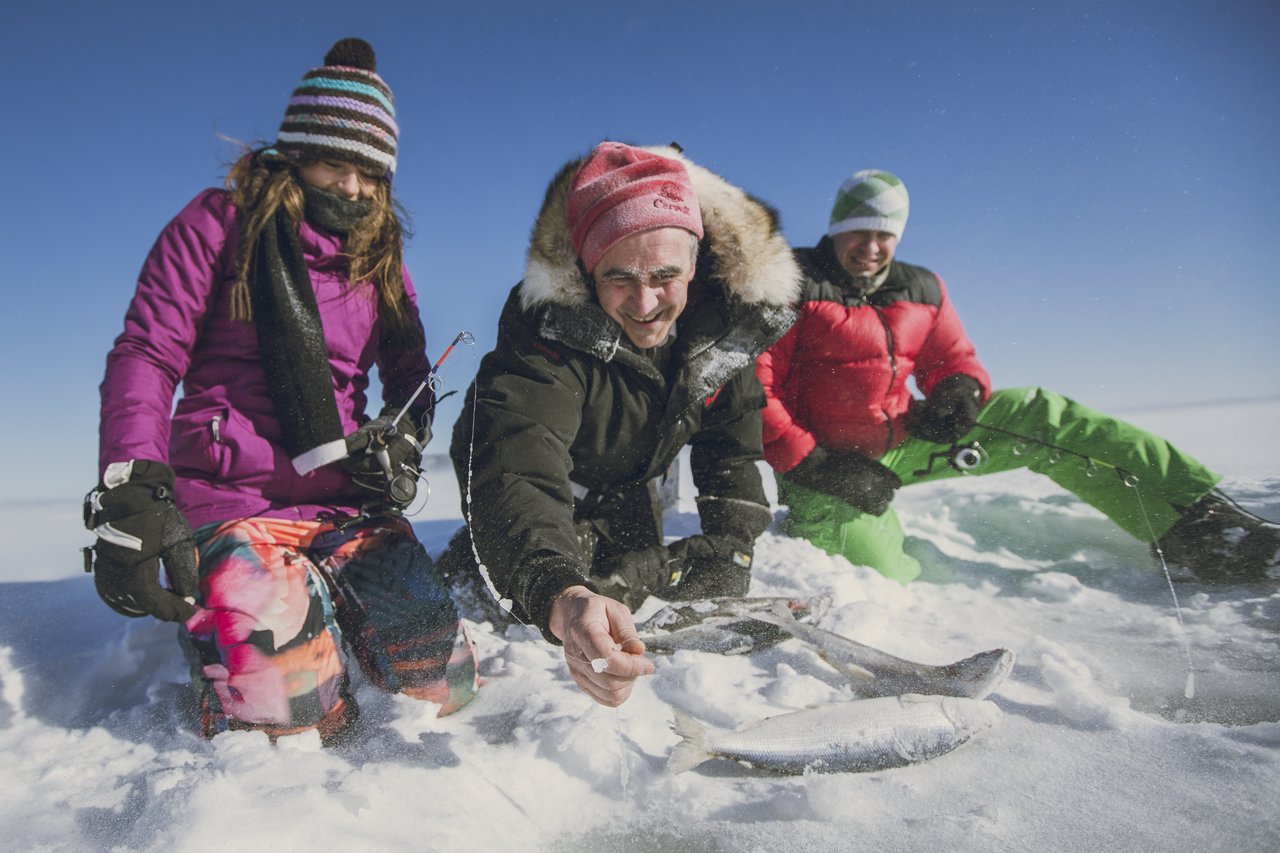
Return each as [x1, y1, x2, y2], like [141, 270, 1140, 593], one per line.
[1, 399, 1277, 852]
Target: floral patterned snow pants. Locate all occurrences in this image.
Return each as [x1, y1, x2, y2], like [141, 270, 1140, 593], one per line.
[181, 516, 479, 740]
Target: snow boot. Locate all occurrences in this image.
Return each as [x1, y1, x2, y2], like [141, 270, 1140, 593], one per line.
[1155, 491, 1280, 583]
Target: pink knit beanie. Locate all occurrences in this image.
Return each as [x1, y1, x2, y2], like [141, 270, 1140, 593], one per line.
[566, 142, 704, 273]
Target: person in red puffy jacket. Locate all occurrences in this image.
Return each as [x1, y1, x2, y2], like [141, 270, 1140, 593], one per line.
[758, 170, 1278, 585]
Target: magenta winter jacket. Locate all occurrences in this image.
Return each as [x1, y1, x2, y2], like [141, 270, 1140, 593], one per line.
[99, 188, 432, 528]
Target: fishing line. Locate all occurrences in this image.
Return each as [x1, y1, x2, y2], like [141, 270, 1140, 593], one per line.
[466, 763, 552, 839]
[458, 382, 619, 663]
[457, 354, 640, 786]
[1129, 480, 1197, 700]
[460, 365, 516, 618]
[616, 707, 630, 800]
[927, 421, 1198, 700]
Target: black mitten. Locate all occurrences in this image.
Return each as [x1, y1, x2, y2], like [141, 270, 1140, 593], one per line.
[664, 535, 753, 601]
[669, 495, 771, 600]
[594, 534, 756, 611]
[343, 405, 431, 508]
[907, 374, 983, 444]
[784, 446, 902, 516]
[83, 460, 199, 622]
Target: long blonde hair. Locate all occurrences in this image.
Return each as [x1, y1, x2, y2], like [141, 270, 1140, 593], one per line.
[224, 148, 421, 346]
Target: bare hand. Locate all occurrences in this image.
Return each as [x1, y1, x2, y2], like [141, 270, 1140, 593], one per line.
[548, 585, 654, 706]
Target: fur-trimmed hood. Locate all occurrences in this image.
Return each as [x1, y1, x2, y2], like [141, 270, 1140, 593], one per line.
[514, 146, 800, 384]
[522, 145, 800, 311]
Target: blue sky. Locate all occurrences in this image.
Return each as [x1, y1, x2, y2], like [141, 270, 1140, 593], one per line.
[4, 0, 1277, 503]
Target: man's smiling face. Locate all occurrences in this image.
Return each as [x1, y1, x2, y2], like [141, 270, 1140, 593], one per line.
[592, 227, 697, 350]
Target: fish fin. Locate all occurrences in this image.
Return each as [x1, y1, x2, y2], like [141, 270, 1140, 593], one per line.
[754, 607, 878, 682]
[828, 658, 877, 682]
[745, 602, 793, 630]
[667, 710, 712, 774]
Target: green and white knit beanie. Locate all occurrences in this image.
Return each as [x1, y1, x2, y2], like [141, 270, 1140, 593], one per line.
[275, 38, 399, 179]
[828, 169, 909, 238]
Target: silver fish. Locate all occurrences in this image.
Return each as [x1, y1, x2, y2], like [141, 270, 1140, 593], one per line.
[750, 605, 1015, 699]
[637, 596, 830, 657]
[640, 620, 790, 655]
[668, 694, 1003, 774]
[637, 595, 829, 633]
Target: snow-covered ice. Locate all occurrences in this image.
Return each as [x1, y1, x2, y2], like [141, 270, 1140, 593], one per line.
[0, 399, 1276, 851]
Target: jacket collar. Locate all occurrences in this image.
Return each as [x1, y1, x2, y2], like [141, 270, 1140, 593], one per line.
[812, 235, 903, 298]
[518, 146, 800, 392]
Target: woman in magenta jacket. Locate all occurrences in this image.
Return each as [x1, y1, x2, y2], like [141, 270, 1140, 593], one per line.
[84, 38, 478, 742]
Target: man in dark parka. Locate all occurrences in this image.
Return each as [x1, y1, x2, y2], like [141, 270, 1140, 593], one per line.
[442, 142, 799, 704]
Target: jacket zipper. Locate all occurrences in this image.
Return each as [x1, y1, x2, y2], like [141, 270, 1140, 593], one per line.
[871, 305, 898, 455]
[211, 414, 222, 444]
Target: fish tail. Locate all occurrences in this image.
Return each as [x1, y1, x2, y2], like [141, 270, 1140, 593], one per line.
[667, 710, 712, 774]
[944, 648, 1016, 699]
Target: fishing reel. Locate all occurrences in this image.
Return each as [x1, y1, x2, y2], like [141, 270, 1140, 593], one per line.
[363, 419, 429, 514]
[914, 441, 987, 477]
[349, 330, 473, 516]
[373, 422, 424, 504]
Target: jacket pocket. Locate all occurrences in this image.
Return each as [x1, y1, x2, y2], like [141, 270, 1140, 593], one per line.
[169, 406, 231, 480]
[214, 406, 292, 499]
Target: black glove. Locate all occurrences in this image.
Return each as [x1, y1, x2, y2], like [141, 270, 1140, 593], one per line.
[83, 459, 199, 622]
[343, 405, 432, 509]
[665, 535, 753, 601]
[784, 446, 901, 516]
[906, 374, 983, 444]
[593, 535, 754, 611]
[676, 495, 771, 601]
[593, 546, 678, 611]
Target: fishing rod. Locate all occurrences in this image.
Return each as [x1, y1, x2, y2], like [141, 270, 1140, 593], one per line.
[387, 330, 475, 434]
[366, 330, 475, 512]
[891, 421, 1141, 486]
[879, 438, 986, 478]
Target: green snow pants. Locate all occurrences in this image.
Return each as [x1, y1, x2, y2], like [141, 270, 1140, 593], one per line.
[777, 387, 1221, 583]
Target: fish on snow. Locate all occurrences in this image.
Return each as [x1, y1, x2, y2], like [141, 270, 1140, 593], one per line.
[637, 595, 830, 656]
[637, 595, 829, 633]
[750, 604, 1015, 699]
[667, 694, 1003, 774]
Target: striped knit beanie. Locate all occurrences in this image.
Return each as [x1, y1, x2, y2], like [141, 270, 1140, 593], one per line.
[275, 38, 398, 178]
[828, 169, 909, 238]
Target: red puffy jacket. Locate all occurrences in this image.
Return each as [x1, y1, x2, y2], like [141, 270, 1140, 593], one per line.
[757, 239, 991, 473]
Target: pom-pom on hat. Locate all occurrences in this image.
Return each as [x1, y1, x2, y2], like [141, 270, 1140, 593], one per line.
[828, 169, 909, 239]
[275, 37, 399, 178]
[566, 142, 704, 273]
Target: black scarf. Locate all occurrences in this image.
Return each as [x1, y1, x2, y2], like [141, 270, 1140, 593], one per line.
[250, 185, 371, 472]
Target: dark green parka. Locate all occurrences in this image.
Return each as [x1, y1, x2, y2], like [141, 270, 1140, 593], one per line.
[449, 147, 800, 633]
